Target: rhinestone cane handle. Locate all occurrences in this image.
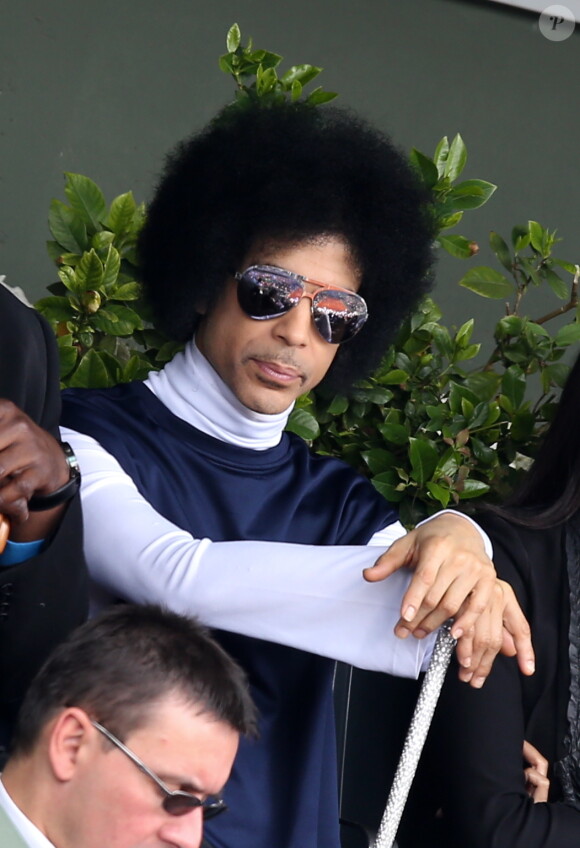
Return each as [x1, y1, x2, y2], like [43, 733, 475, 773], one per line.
[373, 621, 457, 848]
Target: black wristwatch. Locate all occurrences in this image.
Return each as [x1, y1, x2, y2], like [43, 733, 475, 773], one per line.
[28, 442, 81, 512]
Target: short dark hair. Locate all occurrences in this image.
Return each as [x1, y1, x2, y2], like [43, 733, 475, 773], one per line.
[138, 100, 436, 391]
[11, 604, 257, 755]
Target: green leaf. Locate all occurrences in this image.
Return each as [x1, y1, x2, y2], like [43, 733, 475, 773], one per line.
[101, 245, 122, 290]
[362, 449, 396, 474]
[285, 408, 320, 440]
[459, 266, 513, 299]
[281, 64, 321, 86]
[470, 437, 496, 465]
[555, 323, 580, 347]
[554, 259, 579, 274]
[545, 268, 568, 300]
[443, 133, 467, 181]
[437, 212, 463, 231]
[431, 325, 454, 357]
[457, 479, 490, 499]
[219, 53, 236, 74]
[57, 337, 78, 380]
[433, 136, 450, 178]
[68, 349, 111, 388]
[64, 173, 107, 232]
[502, 365, 525, 409]
[496, 315, 524, 338]
[371, 472, 406, 503]
[456, 320, 475, 347]
[58, 265, 81, 294]
[90, 304, 142, 335]
[35, 296, 75, 323]
[379, 369, 409, 385]
[106, 191, 137, 235]
[455, 343, 480, 362]
[48, 199, 88, 253]
[445, 179, 497, 211]
[438, 234, 475, 259]
[511, 225, 530, 252]
[254, 50, 283, 71]
[409, 148, 439, 189]
[528, 220, 549, 257]
[542, 362, 570, 388]
[462, 371, 501, 400]
[110, 281, 140, 301]
[489, 231, 512, 272]
[154, 341, 184, 362]
[448, 381, 480, 414]
[75, 248, 104, 290]
[256, 66, 277, 96]
[426, 482, 450, 508]
[91, 231, 115, 252]
[379, 422, 409, 446]
[291, 79, 302, 101]
[327, 395, 349, 415]
[226, 22, 241, 52]
[409, 438, 439, 485]
[306, 87, 338, 105]
[437, 211, 463, 231]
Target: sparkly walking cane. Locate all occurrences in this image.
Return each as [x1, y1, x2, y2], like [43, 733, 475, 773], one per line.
[372, 620, 457, 848]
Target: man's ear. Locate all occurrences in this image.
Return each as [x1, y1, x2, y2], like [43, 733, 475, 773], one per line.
[47, 707, 93, 782]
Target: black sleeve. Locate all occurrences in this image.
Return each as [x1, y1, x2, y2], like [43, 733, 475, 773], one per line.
[404, 514, 580, 848]
[0, 288, 88, 752]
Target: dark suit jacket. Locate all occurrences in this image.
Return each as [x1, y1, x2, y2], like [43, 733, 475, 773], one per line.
[397, 512, 580, 848]
[0, 286, 88, 755]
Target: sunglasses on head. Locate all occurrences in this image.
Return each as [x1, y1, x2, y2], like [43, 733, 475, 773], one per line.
[235, 264, 368, 344]
[92, 720, 227, 819]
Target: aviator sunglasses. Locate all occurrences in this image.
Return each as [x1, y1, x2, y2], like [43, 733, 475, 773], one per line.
[92, 720, 227, 819]
[235, 264, 368, 344]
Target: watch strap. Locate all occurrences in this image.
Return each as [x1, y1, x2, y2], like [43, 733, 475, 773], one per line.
[28, 442, 81, 512]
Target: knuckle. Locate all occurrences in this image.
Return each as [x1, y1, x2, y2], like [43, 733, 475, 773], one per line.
[422, 591, 440, 610]
[474, 633, 492, 650]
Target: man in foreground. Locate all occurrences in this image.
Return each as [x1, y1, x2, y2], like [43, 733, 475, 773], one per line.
[60, 100, 534, 847]
[0, 604, 256, 848]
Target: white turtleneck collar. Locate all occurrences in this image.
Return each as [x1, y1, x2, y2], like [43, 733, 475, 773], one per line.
[144, 340, 294, 450]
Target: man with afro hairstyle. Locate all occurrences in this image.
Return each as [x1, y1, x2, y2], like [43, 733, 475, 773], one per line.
[61, 100, 533, 848]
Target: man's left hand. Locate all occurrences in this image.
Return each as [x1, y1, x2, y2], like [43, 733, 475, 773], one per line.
[362, 512, 534, 687]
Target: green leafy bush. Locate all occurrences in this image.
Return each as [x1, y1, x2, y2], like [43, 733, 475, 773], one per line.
[35, 24, 580, 525]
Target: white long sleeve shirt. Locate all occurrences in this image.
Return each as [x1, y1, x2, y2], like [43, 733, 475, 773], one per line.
[62, 341, 489, 677]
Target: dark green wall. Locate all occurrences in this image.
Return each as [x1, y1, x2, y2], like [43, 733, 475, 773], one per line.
[1, 0, 578, 342]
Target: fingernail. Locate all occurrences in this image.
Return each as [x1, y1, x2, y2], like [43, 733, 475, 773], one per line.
[451, 627, 463, 639]
[415, 629, 427, 639]
[527, 660, 535, 673]
[402, 605, 416, 622]
[461, 656, 471, 669]
[395, 625, 410, 639]
[473, 676, 485, 689]
[460, 671, 473, 683]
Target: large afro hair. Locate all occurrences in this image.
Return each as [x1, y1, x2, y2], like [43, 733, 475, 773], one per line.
[138, 99, 436, 392]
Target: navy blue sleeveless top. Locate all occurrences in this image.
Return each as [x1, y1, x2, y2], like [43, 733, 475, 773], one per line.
[62, 382, 395, 848]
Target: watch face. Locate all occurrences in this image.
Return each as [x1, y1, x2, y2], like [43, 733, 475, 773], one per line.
[61, 441, 81, 476]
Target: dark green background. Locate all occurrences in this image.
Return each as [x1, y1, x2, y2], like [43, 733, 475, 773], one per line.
[1, 0, 578, 339]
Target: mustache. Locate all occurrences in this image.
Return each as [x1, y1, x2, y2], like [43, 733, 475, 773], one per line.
[243, 351, 308, 379]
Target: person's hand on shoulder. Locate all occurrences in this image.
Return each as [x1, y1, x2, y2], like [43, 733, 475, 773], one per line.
[363, 511, 535, 687]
